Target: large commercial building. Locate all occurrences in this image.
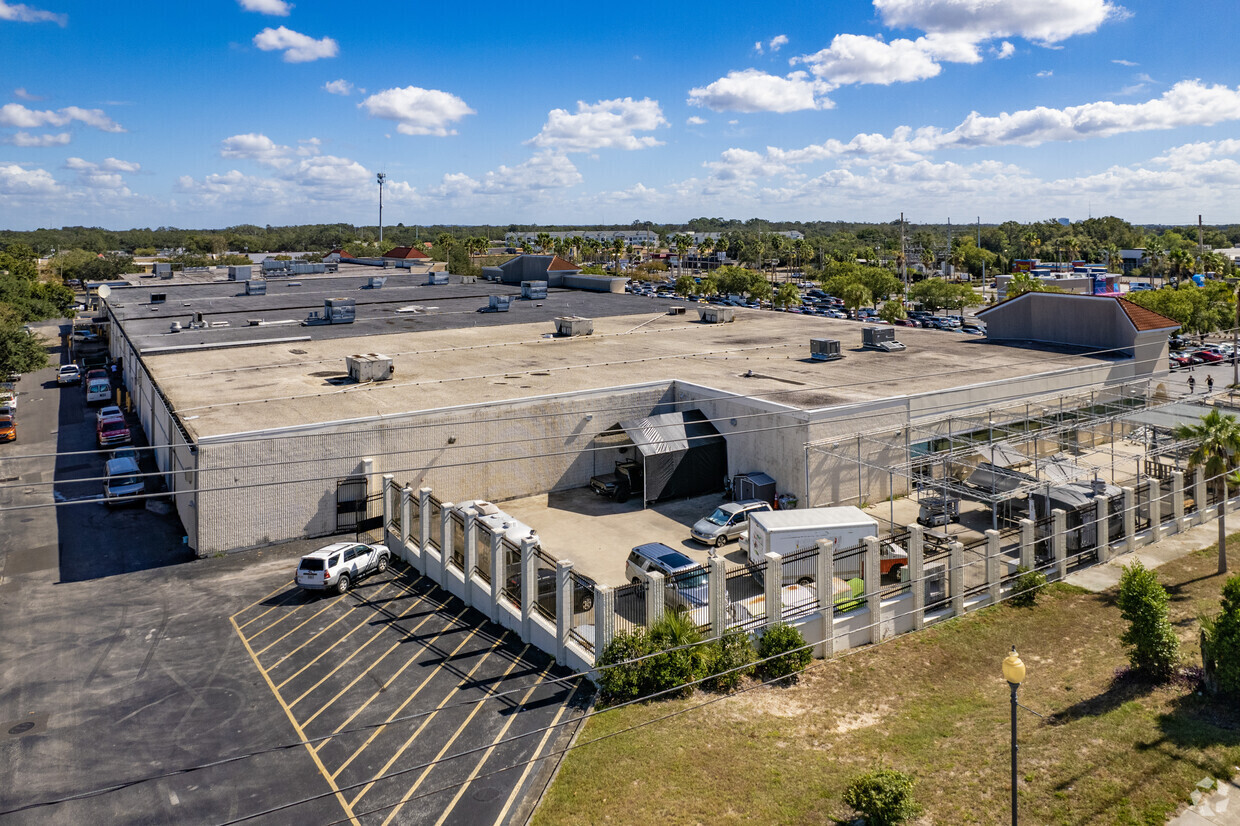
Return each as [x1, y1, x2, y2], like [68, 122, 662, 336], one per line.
[96, 266, 1174, 555]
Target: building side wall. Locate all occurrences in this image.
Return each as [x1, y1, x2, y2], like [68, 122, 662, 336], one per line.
[984, 295, 1132, 353]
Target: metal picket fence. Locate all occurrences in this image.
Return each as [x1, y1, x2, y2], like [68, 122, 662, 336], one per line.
[613, 580, 646, 637]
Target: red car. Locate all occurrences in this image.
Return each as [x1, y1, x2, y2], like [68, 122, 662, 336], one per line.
[1194, 349, 1224, 363]
[96, 415, 131, 447]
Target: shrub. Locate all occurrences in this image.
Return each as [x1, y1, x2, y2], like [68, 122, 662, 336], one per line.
[595, 629, 653, 705]
[703, 629, 755, 692]
[1009, 566, 1047, 608]
[1202, 573, 1240, 696]
[645, 611, 707, 699]
[1116, 561, 1180, 681]
[756, 623, 811, 683]
[842, 768, 921, 825]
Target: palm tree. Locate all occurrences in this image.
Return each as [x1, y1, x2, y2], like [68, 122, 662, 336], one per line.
[1006, 271, 1062, 298]
[1169, 248, 1194, 283]
[436, 232, 455, 267]
[1021, 231, 1041, 260]
[1145, 237, 1167, 284]
[1174, 408, 1240, 573]
[610, 237, 624, 271]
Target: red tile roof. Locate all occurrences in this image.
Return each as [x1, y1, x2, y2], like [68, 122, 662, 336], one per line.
[382, 246, 430, 259]
[547, 255, 579, 271]
[1116, 297, 1179, 331]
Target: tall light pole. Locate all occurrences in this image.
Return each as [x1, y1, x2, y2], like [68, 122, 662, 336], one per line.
[376, 172, 386, 246]
[1003, 646, 1027, 826]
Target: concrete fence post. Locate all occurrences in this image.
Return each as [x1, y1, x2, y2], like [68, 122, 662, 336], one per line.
[520, 537, 538, 642]
[815, 539, 835, 657]
[708, 556, 727, 640]
[489, 529, 505, 624]
[382, 473, 394, 526]
[1093, 495, 1110, 564]
[985, 529, 1001, 605]
[949, 541, 964, 617]
[764, 552, 784, 627]
[864, 537, 882, 644]
[439, 502, 454, 586]
[644, 570, 665, 628]
[1121, 486, 1136, 555]
[906, 525, 924, 632]
[594, 585, 615, 659]
[1194, 466, 1207, 525]
[556, 560, 572, 663]
[1018, 518, 1035, 571]
[400, 486, 413, 565]
[418, 487, 432, 558]
[463, 514, 478, 588]
[1172, 471, 1186, 531]
[1052, 508, 1067, 580]
[1148, 478, 1162, 543]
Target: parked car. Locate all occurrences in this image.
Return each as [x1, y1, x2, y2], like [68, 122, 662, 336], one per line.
[95, 404, 123, 425]
[71, 329, 99, 342]
[1194, 349, 1225, 364]
[107, 445, 140, 464]
[1169, 352, 1199, 369]
[624, 543, 709, 611]
[96, 415, 131, 447]
[57, 365, 81, 385]
[505, 568, 596, 613]
[0, 410, 15, 442]
[690, 499, 773, 547]
[295, 541, 390, 595]
[103, 457, 144, 506]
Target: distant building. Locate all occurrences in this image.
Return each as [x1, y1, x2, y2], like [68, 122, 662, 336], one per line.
[382, 246, 431, 260]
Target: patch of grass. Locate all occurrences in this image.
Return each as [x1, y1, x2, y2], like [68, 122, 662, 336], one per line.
[535, 544, 1240, 826]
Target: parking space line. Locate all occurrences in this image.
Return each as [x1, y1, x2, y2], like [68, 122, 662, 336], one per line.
[231, 579, 296, 623]
[347, 630, 512, 810]
[251, 593, 346, 649]
[430, 661, 554, 826]
[234, 587, 303, 633]
[229, 614, 360, 826]
[272, 579, 404, 687]
[331, 622, 483, 783]
[286, 581, 437, 707]
[380, 645, 531, 826]
[299, 589, 443, 728]
[489, 679, 586, 826]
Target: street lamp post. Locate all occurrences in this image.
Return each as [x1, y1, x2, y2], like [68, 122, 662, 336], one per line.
[1002, 646, 1026, 826]
[376, 172, 386, 246]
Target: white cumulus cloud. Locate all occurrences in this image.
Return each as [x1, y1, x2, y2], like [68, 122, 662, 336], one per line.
[686, 116, 707, 126]
[527, 97, 667, 151]
[4, 131, 69, 146]
[769, 34, 789, 52]
[0, 0, 65, 25]
[220, 133, 295, 166]
[687, 69, 827, 113]
[64, 157, 139, 189]
[323, 79, 354, 96]
[253, 26, 338, 63]
[359, 86, 474, 136]
[433, 152, 581, 197]
[238, 0, 291, 15]
[0, 102, 124, 132]
[0, 163, 57, 194]
[874, 0, 1125, 45]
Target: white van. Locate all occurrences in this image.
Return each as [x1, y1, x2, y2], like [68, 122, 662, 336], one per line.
[103, 457, 144, 506]
[85, 377, 111, 404]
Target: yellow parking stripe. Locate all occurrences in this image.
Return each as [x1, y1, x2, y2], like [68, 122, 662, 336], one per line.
[489, 679, 585, 826]
[272, 579, 403, 687]
[299, 589, 442, 728]
[430, 662, 554, 826]
[381, 645, 531, 826]
[231, 579, 296, 622]
[230, 615, 360, 826]
[331, 622, 482, 783]
[348, 631, 511, 809]
[252, 594, 346, 651]
[234, 587, 303, 633]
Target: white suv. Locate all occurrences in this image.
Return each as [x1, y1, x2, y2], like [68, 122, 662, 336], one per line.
[296, 541, 390, 595]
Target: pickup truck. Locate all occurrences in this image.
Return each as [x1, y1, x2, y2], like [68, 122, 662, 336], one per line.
[588, 459, 643, 503]
[96, 415, 131, 447]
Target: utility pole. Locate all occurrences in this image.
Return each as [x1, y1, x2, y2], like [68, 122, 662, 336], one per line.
[947, 217, 952, 279]
[377, 172, 386, 245]
[1199, 214, 1205, 273]
[900, 212, 907, 290]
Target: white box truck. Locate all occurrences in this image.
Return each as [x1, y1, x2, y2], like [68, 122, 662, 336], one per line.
[744, 506, 906, 585]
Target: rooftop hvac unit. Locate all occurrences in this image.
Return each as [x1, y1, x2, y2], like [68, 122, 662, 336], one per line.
[862, 326, 906, 352]
[149, 293, 166, 304]
[667, 306, 686, 315]
[245, 279, 267, 295]
[367, 276, 388, 289]
[699, 306, 735, 324]
[345, 353, 395, 382]
[153, 262, 173, 279]
[480, 295, 511, 313]
[924, 561, 948, 610]
[227, 265, 252, 282]
[554, 316, 594, 337]
[459, 275, 477, 284]
[521, 281, 548, 299]
[427, 272, 449, 285]
[324, 298, 356, 323]
[810, 338, 842, 361]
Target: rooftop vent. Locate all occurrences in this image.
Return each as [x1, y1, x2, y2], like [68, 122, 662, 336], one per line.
[521, 281, 548, 300]
[169, 321, 181, 333]
[554, 316, 594, 337]
[426, 272, 449, 286]
[245, 279, 267, 295]
[366, 276, 388, 289]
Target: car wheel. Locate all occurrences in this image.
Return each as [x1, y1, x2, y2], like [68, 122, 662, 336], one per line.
[335, 574, 351, 595]
[797, 576, 814, 587]
[715, 535, 727, 548]
[579, 591, 594, 612]
[631, 577, 641, 586]
[888, 564, 904, 580]
[376, 554, 389, 574]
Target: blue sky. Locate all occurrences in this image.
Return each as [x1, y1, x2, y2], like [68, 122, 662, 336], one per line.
[2, 0, 1239, 230]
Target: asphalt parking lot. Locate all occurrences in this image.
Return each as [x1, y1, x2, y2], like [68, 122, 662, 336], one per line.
[0, 331, 588, 826]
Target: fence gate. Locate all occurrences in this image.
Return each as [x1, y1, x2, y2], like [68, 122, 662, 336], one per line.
[336, 476, 368, 533]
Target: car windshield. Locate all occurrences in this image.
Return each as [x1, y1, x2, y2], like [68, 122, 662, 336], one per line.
[705, 507, 731, 526]
[300, 558, 325, 571]
[673, 569, 708, 590]
[111, 475, 140, 487]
